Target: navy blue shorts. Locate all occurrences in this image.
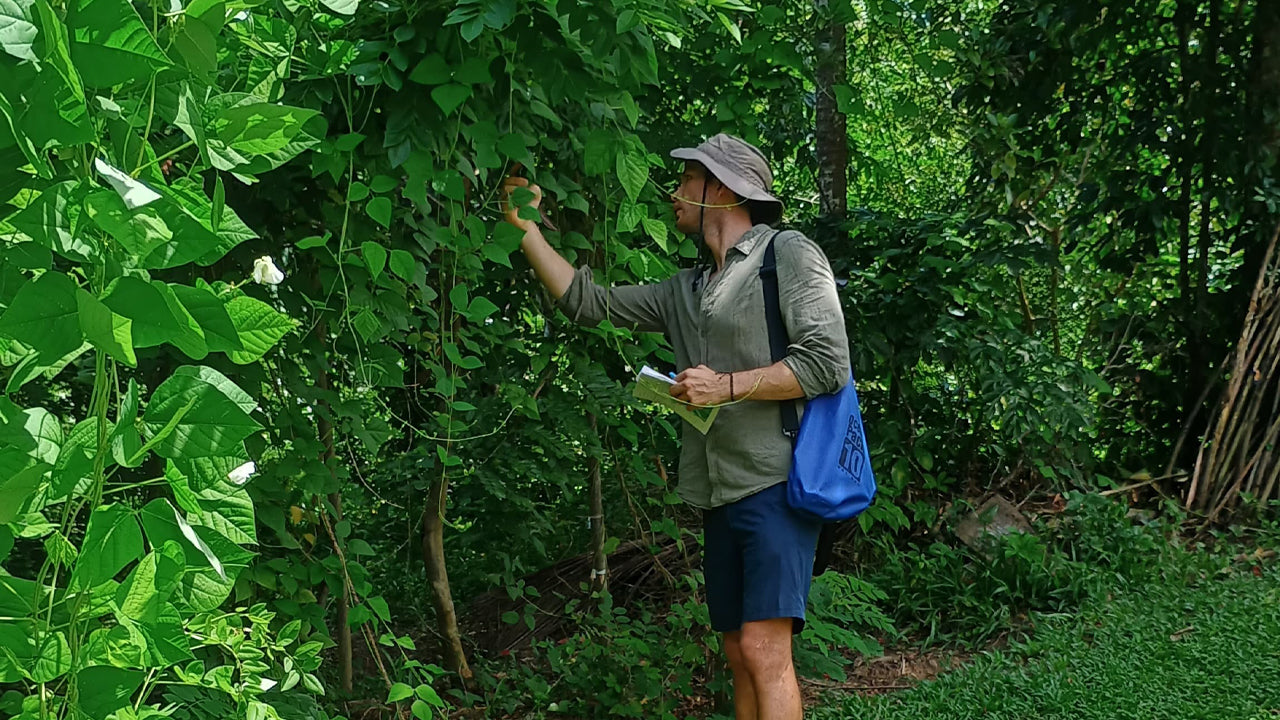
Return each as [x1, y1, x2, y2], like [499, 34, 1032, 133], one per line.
[702, 482, 823, 634]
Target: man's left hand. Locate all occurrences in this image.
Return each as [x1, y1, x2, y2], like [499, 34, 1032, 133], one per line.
[670, 365, 729, 407]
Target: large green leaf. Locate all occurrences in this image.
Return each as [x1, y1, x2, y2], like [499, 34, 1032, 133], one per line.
[76, 289, 135, 366]
[24, 1, 92, 149]
[167, 463, 255, 545]
[134, 602, 192, 667]
[152, 282, 208, 360]
[204, 93, 325, 174]
[0, 271, 82, 363]
[173, 83, 209, 161]
[114, 540, 184, 624]
[75, 666, 144, 720]
[142, 365, 260, 458]
[72, 504, 144, 587]
[138, 499, 226, 585]
[616, 149, 647, 202]
[225, 295, 296, 364]
[6, 181, 96, 262]
[162, 178, 256, 265]
[85, 179, 249, 270]
[167, 0, 222, 77]
[101, 276, 185, 349]
[67, 0, 171, 88]
[171, 284, 242, 353]
[0, 0, 36, 61]
[83, 189, 174, 266]
[0, 454, 46, 524]
[28, 630, 70, 683]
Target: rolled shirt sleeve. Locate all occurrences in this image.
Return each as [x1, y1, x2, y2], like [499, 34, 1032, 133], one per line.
[775, 233, 850, 398]
[554, 265, 672, 334]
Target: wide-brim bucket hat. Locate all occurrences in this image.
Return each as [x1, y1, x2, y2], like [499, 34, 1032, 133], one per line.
[670, 133, 783, 208]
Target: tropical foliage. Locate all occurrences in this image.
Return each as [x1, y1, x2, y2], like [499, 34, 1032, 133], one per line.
[1, 0, 1277, 717]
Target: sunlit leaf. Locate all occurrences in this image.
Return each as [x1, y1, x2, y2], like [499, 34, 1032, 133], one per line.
[142, 365, 260, 458]
[67, 0, 172, 88]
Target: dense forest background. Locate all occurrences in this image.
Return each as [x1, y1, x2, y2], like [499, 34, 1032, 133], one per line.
[2, 0, 1279, 718]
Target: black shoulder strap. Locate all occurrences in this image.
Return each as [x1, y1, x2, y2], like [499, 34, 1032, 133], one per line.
[759, 231, 800, 439]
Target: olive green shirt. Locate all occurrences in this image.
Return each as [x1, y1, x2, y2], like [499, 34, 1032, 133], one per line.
[556, 224, 850, 508]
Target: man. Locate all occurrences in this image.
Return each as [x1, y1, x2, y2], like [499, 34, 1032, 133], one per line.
[503, 133, 849, 720]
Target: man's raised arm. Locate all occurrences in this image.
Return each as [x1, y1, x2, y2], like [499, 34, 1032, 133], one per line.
[502, 176, 574, 299]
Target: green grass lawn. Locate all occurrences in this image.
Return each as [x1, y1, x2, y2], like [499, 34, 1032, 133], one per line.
[819, 562, 1280, 720]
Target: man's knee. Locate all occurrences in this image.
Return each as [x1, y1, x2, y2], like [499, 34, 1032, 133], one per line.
[722, 630, 746, 671]
[737, 618, 794, 678]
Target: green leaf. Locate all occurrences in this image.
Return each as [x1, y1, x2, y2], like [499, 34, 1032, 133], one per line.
[225, 295, 295, 364]
[454, 56, 492, 85]
[616, 150, 648, 202]
[136, 602, 193, 666]
[152, 281, 209, 360]
[73, 504, 144, 587]
[407, 53, 449, 85]
[319, 0, 357, 14]
[101, 276, 184, 349]
[170, 284, 243, 354]
[352, 307, 380, 342]
[387, 682, 413, 703]
[173, 83, 210, 162]
[169, 0, 222, 76]
[430, 83, 470, 115]
[142, 365, 261, 458]
[389, 249, 416, 281]
[114, 540, 184, 623]
[77, 289, 136, 366]
[67, 0, 171, 88]
[583, 129, 615, 176]
[168, 465, 256, 545]
[205, 93, 325, 175]
[415, 683, 445, 707]
[6, 181, 95, 262]
[368, 595, 390, 621]
[0, 271, 82, 363]
[641, 217, 669, 251]
[75, 666, 143, 720]
[466, 296, 499, 323]
[139, 499, 224, 579]
[29, 630, 70, 682]
[362, 242, 387, 280]
[366, 196, 391, 228]
[0, 0, 37, 62]
[0, 457, 46, 524]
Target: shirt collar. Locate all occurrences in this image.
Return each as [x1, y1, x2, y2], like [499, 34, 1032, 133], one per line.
[727, 224, 776, 259]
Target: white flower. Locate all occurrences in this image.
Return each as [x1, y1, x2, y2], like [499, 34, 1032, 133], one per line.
[93, 157, 161, 210]
[227, 461, 256, 485]
[252, 256, 285, 285]
[258, 677, 278, 692]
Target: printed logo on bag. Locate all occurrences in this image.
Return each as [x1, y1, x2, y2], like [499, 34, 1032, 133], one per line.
[838, 415, 866, 481]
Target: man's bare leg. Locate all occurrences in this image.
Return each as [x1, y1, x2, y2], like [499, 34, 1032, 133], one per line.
[739, 617, 802, 720]
[723, 630, 759, 720]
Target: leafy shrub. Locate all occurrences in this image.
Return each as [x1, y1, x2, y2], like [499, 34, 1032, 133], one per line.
[481, 585, 712, 719]
[795, 572, 895, 682]
[869, 532, 1090, 647]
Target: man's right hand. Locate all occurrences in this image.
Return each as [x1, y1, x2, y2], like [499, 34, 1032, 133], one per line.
[502, 175, 543, 233]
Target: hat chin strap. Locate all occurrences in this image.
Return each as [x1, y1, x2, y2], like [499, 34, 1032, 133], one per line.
[672, 194, 748, 209]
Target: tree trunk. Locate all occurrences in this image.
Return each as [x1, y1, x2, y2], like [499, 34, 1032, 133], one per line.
[587, 414, 608, 595]
[422, 471, 474, 687]
[814, 0, 848, 218]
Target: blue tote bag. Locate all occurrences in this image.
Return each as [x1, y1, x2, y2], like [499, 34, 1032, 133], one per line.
[759, 232, 876, 522]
